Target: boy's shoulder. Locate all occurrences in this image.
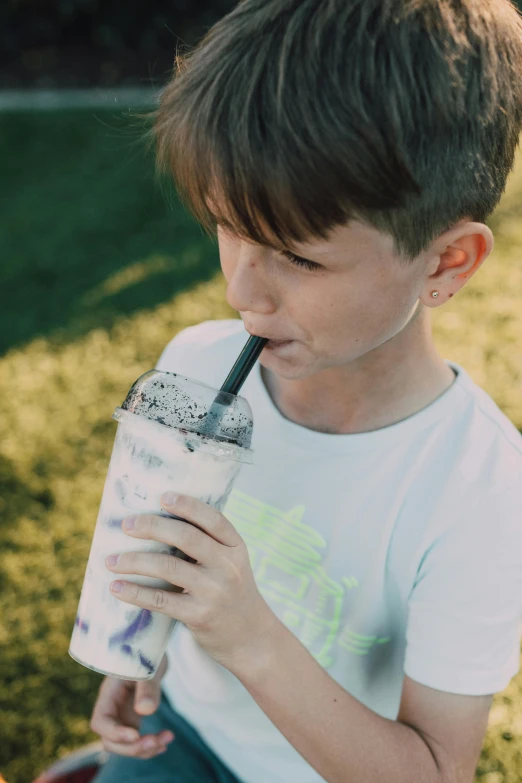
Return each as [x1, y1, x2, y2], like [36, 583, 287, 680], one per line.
[458, 367, 522, 485]
[415, 366, 522, 552]
[156, 319, 247, 387]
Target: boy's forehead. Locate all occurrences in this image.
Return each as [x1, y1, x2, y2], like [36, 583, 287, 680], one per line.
[217, 210, 391, 258]
[290, 220, 399, 260]
[209, 187, 397, 259]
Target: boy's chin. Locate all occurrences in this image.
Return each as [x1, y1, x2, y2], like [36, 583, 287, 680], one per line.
[259, 352, 319, 382]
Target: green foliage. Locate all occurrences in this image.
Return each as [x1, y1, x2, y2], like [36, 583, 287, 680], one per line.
[0, 111, 521, 782]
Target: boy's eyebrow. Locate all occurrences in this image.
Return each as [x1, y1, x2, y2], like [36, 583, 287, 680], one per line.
[276, 241, 341, 260]
[215, 218, 339, 259]
[259, 238, 338, 261]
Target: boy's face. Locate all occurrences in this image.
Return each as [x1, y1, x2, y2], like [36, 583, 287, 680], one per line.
[217, 220, 438, 381]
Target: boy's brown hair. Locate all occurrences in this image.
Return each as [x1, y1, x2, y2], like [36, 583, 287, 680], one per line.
[148, 0, 522, 263]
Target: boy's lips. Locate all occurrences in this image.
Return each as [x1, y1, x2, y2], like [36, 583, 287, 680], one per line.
[245, 328, 296, 355]
[266, 338, 293, 345]
[246, 329, 292, 343]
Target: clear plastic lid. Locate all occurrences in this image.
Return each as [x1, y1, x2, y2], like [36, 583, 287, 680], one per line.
[117, 370, 254, 459]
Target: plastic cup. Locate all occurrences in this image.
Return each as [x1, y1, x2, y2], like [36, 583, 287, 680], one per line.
[69, 371, 253, 680]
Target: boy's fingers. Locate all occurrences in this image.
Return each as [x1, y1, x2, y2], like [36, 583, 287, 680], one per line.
[93, 681, 125, 722]
[116, 725, 141, 743]
[101, 733, 173, 758]
[100, 736, 143, 757]
[101, 736, 160, 759]
[91, 712, 136, 743]
[134, 682, 161, 714]
[115, 728, 175, 748]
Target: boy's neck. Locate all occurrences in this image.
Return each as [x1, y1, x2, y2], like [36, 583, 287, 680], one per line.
[260, 308, 457, 436]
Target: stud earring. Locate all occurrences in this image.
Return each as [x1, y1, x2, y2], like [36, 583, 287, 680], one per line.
[431, 291, 439, 298]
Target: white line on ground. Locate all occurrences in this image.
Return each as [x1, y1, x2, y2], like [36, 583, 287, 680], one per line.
[0, 87, 160, 111]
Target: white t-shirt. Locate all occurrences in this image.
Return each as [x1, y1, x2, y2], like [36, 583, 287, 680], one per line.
[157, 318, 522, 783]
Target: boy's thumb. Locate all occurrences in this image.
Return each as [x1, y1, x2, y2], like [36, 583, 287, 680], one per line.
[134, 680, 161, 715]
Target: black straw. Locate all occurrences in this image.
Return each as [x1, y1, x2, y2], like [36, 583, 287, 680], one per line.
[220, 335, 269, 395]
[197, 335, 268, 440]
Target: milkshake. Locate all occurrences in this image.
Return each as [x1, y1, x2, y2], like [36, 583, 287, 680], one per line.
[69, 370, 254, 680]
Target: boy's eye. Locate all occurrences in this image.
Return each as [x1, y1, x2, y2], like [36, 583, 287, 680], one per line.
[216, 222, 321, 271]
[279, 250, 322, 272]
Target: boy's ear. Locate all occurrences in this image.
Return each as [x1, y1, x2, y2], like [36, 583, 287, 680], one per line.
[423, 222, 493, 302]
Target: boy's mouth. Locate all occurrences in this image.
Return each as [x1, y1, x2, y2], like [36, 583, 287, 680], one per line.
[244, 324, 295, 350]
[249, 333, 293, 348]
[246, 328, 291, 343]
[264, 338, 295, 353]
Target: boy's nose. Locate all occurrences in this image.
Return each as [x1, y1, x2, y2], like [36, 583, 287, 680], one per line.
[225, 247, 278, 316]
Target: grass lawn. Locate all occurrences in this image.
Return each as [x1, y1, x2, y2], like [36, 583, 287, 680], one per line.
[1, 109, 521, 783]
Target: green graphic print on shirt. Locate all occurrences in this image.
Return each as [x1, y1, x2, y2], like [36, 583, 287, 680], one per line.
[224, 488, 390, 668]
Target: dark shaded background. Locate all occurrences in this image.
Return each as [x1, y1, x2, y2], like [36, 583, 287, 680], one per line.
[3, 0, 522, 91]
[1, 0, 237, 89]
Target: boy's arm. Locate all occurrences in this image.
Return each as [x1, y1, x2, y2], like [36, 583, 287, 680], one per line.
[228, 620, 493, 783]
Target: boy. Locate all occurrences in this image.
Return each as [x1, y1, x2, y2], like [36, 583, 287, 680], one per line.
[90, 1, 522, 781]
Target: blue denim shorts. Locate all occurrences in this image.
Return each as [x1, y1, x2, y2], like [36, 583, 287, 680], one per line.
[91, 690, 243, 783]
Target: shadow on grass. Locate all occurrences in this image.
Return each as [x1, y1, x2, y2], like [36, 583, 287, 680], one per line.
[1, 109, 219, 355]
